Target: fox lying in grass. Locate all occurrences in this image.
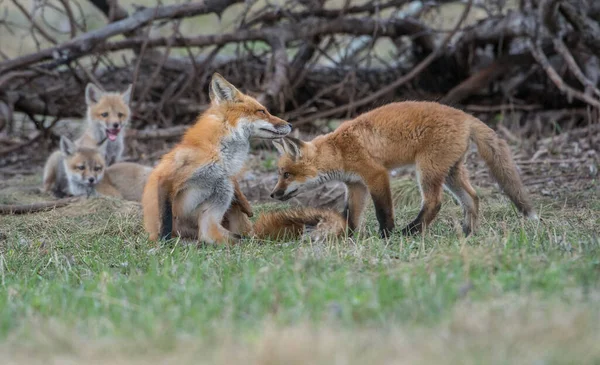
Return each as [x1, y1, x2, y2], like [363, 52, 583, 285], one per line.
[77, 83, 132, 166]
[43, 136, 107, 198]
[270, 101, 538, 238]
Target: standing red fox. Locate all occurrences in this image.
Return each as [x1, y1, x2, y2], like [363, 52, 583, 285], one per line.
[271, 101, 538, 238]
[142, 73, 292, 244]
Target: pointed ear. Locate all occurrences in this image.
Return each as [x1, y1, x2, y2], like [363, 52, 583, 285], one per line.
[85, 83, 104, 105]
[282, 137, 304, 160]
[59, 136, 76, 156]
[273, 139, 285, 155]
[209, 73, 240, 104]
[121, 84, 132, 104]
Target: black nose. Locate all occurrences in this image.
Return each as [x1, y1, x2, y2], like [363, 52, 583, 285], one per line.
[113, 123, 119, 128]
[270, 192, 275, 199]
[88, 177, 95, 183]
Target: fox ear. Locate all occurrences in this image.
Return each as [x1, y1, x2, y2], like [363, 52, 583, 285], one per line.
[59, 136, 76, 156]
[209, 73, 240, 104]
[121, 84, 133, 104]
[85, 83, 105, 105]
[273, 140, 285, 155]
[282, 137, 304, 160]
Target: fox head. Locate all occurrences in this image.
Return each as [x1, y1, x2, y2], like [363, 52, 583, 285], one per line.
[60, 136, 106, 189]
[208, 73, 292, 139]
[270, 137, 319, 201]
[85, 83, 132, 142]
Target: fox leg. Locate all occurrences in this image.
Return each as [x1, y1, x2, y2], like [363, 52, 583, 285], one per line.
[231, 178, 253, 217]
[196, 181, 239, 245]
[222, 203, 253, 236]
[344, 182, 368, 234]
[198, 203, 240, 245]
[444, 162, 480, 236]
[402, 163, 444, 235]
[362, 167, 395, 238]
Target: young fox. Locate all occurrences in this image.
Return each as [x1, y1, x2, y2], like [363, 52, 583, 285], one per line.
[96, 162, 153, 202]
[270, 101, 538, 238]
[43, 136, 106, 198]
[142, 73, 292, 244]
[253, 207, 347, 241]
[77, 83, 132, 166]
[174, 205, 347, 242]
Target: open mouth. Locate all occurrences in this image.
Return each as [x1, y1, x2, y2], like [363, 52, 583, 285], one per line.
[106, 128, 121, 141]
[279, 188, 299, 201]
[258, 126, 291, 138]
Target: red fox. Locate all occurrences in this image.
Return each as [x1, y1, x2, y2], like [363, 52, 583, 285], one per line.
[77, 83, 132, 166]
[270, 101, 538, 238]
[253, 207, 347, 241]
[42, 136, 106, 198]
[96, 162, 153, 202]
[142, 73, 292, 244]
[172, 205, 347, 242]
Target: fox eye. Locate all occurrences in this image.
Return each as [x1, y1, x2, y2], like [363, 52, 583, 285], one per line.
[94, 166, 103, 172]
[283, 172, 291, 179]
[118, 113, 124, 118]
[77, 165, 85, 171]
[101, 112, 109, 118]
[257, 109, 267, 115]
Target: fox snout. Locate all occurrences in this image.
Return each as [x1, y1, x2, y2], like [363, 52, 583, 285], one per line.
[270, 184, 298, 201]
[270, 189, 285, 200]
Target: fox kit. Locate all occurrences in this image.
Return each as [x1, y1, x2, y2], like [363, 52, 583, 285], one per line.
[174, 205, 347, 242]
[271, 101, 537, 238]
[43, 136, 106, 198]
[253, 207, 347, 241]
[96, 162, 153, 202]
[77, 83, 132, 166]
[142, 73, 292, 244]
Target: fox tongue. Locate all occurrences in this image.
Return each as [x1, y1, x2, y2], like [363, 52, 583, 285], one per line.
[107, 133, 117, 141]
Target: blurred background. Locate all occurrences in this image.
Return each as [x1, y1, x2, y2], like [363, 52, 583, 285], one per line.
[0, 0, 598, 204]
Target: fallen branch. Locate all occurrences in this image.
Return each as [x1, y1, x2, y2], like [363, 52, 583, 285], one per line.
[126, 126, 188, 140]
[0, 0, 244, 73]
[0, 197, 79, 215]
[294, 0, 474, 125]
[528, 40, 600, 109]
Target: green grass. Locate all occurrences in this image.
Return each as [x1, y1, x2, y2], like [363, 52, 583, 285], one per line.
[0, 183, 599, 363]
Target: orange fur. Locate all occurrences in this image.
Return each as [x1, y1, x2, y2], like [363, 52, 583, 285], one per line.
[253, 207, 346, 241]
[142, 73, 290, 244]
[271, 101, 537, 238]
[77, 83, 132, 166]
[96, 162, 153, 202]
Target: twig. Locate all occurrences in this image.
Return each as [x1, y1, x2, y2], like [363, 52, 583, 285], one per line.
[528, 40, 600, 109]
[0, 198, 79, 215]
[0, 0, 244, 73]
[126, 126, 188, 140]
[293, 0, 474, 125]
[0, 132, 41, 156]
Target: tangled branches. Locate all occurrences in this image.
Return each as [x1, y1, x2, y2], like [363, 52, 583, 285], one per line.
[0, 0, 599, 141]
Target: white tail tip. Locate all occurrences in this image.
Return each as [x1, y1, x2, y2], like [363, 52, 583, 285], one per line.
[527, 212, 540, 221]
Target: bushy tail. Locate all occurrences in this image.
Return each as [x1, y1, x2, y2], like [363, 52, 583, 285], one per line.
[142, 172, 173, 241]
[469, 118, 537, 219]
[253, 207, 347, 241]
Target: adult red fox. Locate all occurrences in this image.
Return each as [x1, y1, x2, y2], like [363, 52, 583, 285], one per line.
[142, 73, 292, 244]
[270, 101, 538, 238]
